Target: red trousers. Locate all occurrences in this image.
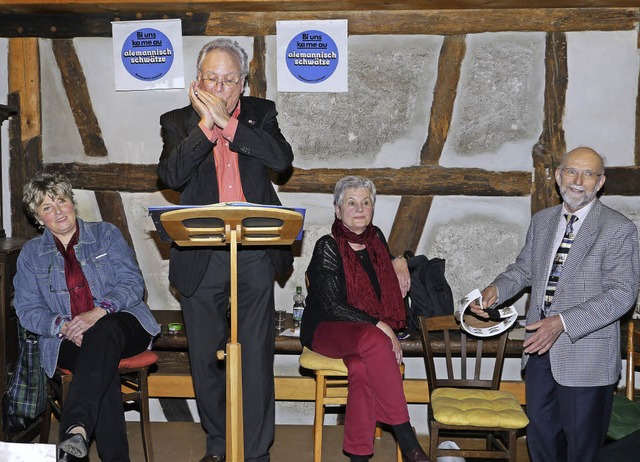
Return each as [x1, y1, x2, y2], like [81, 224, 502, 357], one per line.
[312, 321, 410, 455]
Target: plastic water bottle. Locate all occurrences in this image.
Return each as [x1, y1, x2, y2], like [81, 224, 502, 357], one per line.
[293, 286, 305, 327]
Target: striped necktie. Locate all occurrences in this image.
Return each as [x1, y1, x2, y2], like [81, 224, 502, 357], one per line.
[543, 213, 578, 316]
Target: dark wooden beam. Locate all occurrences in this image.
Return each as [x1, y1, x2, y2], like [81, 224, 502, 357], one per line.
[43, 162, 532, 195]
[94, 191, 134, 250]
[52, 39, 108, 157]
[636, 26, 640, 166]
[1, 8, 638, 38]
[387, 196, 433, 257]
[600, 166, 640, 195]
[4, 0, 640, 15]
[531, 32, 568, 214]
[0, 13, 209, 38]
[249, 36, 267, 99]
[42, 162, 640, 195]
[282, 167, 533, 196]
[45, 162, 160, 192]
[421, 35, 466, 165]
[9, 38, 42, 239]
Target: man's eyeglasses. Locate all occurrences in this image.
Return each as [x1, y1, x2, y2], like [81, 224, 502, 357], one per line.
[201, 76, 242, 88]
[559, 167, 604, 180]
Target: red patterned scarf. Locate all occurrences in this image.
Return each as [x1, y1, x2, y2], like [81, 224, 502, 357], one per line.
[331, 219, 406, 329]
[54, 227, 94, 319]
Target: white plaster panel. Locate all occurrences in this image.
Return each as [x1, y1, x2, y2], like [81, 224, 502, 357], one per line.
[270, 35, 442, 169]
[42, 36, 253, 165]
[40, 39, 84, 163]
[565, 31, 638, 165]
[441, 32, 545, 171]
[120, 192, 181, 311]
[73, 188, 101, 222]
[417, 196, 532, 313]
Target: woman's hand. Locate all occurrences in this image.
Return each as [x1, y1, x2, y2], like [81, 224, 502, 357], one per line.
[61, 308, 107, 347]
[376, 321, 403, 365]
[392, 256, 411, 297]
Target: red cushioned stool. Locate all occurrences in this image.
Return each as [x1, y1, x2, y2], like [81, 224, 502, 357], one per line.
[39, 350, 158, 462]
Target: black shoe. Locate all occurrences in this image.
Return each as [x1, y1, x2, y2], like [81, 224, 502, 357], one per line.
[58, 428, 88, 461]
[404, 446, 430, 462]
[199, 455, 226, 462]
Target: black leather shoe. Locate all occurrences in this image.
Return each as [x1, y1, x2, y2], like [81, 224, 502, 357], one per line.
[404, 446, 430, 462]
[58, 428, 88, 461]
[199, 455, 226, 462]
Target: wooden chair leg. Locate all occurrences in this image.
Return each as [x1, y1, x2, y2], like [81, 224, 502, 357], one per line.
[137, 369, 154, 462]
[393, 431, 404, 462]
[429, 425, 439, 461]
[313, 374, 326, 462]
[508, 430, 517, 462]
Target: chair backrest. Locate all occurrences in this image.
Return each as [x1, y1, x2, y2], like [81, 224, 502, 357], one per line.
[418, 314, 509, 396]
[627, 319, 640, 401]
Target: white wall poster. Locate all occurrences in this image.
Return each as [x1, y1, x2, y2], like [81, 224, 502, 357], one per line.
[276, 19, 348, 92]
[112, 19, 184, 91]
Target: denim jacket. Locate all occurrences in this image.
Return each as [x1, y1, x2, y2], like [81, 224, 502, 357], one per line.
[13, 219, 160, 377]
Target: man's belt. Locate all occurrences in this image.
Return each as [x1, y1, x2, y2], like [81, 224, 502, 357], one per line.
[455, 288, 518, 338]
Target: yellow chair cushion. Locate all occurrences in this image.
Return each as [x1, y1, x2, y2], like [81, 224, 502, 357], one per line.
[299, 347, 348, 374]
[431, 387, 529, 429]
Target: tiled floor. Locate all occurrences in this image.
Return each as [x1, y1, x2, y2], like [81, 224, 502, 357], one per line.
[43, 420, 531, 461]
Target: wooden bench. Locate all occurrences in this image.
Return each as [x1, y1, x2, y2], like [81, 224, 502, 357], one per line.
[150, 310, 528, 404]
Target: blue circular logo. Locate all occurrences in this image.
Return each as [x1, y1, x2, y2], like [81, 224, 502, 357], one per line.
[285, 30, 339, 84]
[121, 28, 174, 81]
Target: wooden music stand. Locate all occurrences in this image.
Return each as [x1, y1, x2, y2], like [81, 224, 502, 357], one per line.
[159, 204, 304, 462]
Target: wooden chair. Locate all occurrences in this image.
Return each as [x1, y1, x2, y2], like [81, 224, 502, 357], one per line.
[299, 347, 403, 462]
[39, 350, 158, 462]
[418, 314, 528, 462]
[625, 319, 639, 401]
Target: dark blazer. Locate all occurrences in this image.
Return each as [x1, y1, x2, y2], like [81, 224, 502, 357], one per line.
[492, 199, 640, 387]
[158, 96, 294, 297]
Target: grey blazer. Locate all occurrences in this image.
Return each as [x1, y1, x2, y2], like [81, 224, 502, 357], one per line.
[492, 199, 639, 387]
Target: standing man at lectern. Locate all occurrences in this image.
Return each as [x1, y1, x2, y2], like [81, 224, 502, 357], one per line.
[157, 38, 294, 462]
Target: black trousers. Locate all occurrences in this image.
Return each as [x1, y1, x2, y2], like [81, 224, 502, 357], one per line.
[57, 312, 151, 462]
[180, 248, 276, 462]
[525, 352, 615, 462]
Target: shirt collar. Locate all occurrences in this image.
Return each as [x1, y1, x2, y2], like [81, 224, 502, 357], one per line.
[562, 199, 595, 223]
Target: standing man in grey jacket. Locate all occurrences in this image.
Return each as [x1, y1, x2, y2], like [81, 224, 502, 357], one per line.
[472, 147, 639, 462]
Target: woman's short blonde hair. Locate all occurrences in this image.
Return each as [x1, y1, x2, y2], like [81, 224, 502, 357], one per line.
[23, 171, 76, 222]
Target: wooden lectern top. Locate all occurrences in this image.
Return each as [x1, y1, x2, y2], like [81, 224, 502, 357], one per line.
[158, 203, 304, 247]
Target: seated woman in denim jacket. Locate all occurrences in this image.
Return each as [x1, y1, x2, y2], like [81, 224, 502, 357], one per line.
[13, 171, 160, 462]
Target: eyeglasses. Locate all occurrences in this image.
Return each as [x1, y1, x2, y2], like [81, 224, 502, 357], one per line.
[559, 167, 604, 180]
[201, 76, 242, 88]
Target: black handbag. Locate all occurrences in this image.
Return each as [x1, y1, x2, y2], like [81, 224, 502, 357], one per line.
[3, 323, 47, 430]
[403, 250, 455, 332]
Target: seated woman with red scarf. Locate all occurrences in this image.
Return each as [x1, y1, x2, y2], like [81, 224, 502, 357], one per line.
[300, 176, 430, 462]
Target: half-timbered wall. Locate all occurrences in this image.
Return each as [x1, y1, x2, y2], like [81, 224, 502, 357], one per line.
[1, 4, 640, 429]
